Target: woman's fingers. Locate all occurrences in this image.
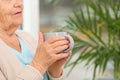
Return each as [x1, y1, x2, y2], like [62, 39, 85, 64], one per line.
[51, 40, 69, 48]
[55, 52, 71, 60]
[44, 36, 70, 54]
[38, 32, 44, 44]
[54, 45, 69, 53]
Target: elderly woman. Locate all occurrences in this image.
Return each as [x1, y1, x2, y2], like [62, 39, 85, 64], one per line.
[0, 0, 71, 80]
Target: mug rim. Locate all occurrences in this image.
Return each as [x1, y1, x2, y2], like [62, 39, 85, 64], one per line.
[44, 32, 67, 35]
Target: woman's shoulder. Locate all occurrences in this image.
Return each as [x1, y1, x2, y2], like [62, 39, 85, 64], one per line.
[16, 30, 38, 40]
[16, 30, 35, 38]
[16, 30, 38, 53]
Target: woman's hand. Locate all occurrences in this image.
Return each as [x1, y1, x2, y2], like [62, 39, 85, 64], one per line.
[48, 52, 71, 78]
[30, 32, 70, 74]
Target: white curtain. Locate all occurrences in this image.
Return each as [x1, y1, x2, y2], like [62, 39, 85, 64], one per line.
[22, 0, 40, 38]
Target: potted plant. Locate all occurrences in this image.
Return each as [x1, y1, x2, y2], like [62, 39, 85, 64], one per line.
[42, 0, 120, 80]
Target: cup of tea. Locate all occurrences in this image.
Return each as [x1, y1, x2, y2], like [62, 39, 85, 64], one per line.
[44, 32, 74, 53]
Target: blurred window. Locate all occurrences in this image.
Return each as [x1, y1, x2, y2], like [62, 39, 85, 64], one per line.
[40, 0, 81, 32]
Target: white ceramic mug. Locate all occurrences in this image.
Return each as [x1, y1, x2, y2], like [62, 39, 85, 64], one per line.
[44, 32, 74, 53]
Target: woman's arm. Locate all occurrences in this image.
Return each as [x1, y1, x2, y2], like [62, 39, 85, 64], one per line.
[0, 70, 6, 80]
[0, 65, 43, 80]
[0, 65, 66, 80]
[16, 65, 43, 80]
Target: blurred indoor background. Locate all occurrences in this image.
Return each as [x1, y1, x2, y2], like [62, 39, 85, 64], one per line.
[22, 0, 115, 80]
[40, 0, 80, 32]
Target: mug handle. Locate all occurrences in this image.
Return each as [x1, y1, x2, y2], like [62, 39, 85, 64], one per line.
[64, 35, 74, 53]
